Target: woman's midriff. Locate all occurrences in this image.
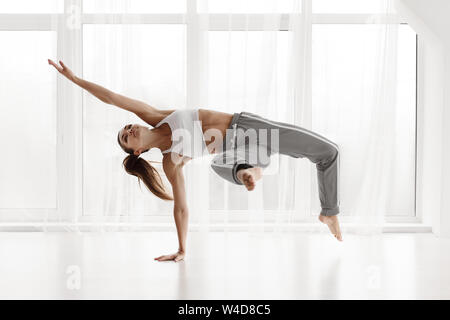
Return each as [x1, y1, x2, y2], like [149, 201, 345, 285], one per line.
[198, 108, 233, 154]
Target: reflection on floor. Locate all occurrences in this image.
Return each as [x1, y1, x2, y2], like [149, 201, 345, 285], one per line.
[0, 232, 449, 299]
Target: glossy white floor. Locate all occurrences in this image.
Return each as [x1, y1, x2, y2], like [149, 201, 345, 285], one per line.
[0, 231, 449, 299]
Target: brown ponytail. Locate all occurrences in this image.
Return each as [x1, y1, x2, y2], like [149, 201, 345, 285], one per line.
[122, 154, 173, 201]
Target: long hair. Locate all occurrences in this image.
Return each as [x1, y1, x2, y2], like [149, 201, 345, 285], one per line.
[118, 134, 173, 201]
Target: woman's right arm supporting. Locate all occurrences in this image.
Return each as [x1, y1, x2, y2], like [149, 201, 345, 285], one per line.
[154, 154, 190, 262]
[48, 59, 163, 126]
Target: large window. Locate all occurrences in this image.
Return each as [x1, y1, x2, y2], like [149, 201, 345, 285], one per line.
[207, 31, 290, 212]
[0, 31, 57, 210]
[82, 24, 186, 216]
[312, 24, 417, 217]
[0, 0, 417, 222]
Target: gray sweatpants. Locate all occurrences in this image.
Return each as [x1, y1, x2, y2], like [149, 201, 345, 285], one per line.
[210, 111, 340, 216]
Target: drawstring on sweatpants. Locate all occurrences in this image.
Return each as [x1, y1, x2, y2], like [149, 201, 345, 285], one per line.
[230, 123, 237, 149]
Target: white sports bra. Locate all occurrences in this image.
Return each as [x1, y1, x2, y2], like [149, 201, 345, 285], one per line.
[155, 109, 209, 159]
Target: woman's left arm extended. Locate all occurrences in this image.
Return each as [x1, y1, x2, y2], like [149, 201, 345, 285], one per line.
[155, 155, 190, 262]
[48, 59, 162, 125]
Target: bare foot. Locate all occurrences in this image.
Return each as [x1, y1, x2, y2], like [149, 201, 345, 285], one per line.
[319, 214, 343, 241]
[236, 167, 262, 191]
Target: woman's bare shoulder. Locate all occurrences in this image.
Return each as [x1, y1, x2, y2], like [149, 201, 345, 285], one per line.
[138, 108, 176, 127]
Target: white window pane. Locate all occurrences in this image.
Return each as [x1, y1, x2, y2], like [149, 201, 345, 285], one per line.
[199, 0, 300, 13]
[0, 31, 57, 209]
[312, 24, 416, 216]
[313, 0, 389, 13]
[208, 31, 289, 118]
[83, 0, 186, 13]
[83, 25, 185, 216]
[0, 0, 63, 13]
[389, 25, 417, 216]
[207, 31, 290, 210]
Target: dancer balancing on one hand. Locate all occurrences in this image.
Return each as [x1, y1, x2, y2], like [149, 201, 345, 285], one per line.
[49, 59, 342, 262]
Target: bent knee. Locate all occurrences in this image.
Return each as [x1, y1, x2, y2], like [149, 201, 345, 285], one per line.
[319, 147, 338, 169]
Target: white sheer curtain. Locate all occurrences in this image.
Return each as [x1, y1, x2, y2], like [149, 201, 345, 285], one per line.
[189, 0, 400, 235]
[312, 2, 400, 234]
[193, 0, 308, 235]
[63, 0, 400, 234]
[0, 0, 403, 234]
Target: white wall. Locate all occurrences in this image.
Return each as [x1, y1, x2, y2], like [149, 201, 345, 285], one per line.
[397, 0, 449, 236]
[401, 0, 450, 43]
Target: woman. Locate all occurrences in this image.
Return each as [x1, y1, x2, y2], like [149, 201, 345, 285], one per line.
[49, 59, 342, 262]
